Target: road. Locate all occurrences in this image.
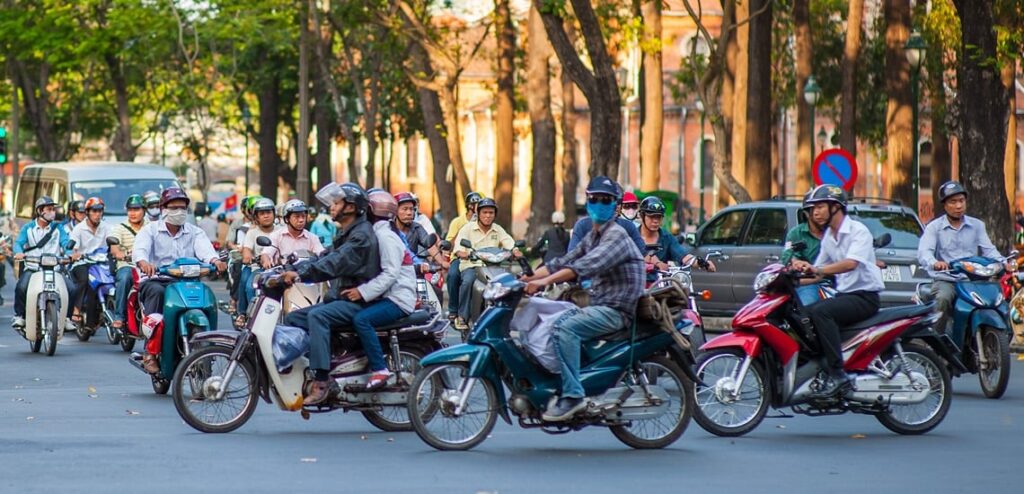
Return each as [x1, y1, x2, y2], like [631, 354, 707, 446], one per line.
[1, 277, 1022, 493]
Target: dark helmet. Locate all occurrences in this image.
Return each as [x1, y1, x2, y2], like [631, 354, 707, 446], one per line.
[938, 181, 967, 203]
[800, 188, 815, 211]
[804, 184, 848, 211]
[35, 196, 57, 212]
[251, 197, 276, 213]
[68, 200, 85, 213]
[339, 182, 369, 215]
[476, 198, 498, 213]
[394, 192, 418, 207]
[367, 189, 398, 220]
[84, 197, 105, 211]
[125, 194, 145, 209]
[282, 199, 307, 218]
[465, 191, 483, 207]
[217, 212, 227, 222]
[160, 187, 191, 208]
[639, 196, 666, 215]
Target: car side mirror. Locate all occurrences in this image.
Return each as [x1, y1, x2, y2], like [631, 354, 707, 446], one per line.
[256, 236, 273, 247]
[873, 233, 892, 249]
[460, 239, 473, 249]
[684, 233, 696, 246]
[106, 236, 121, 247]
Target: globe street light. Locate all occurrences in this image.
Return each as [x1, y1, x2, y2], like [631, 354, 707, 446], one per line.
[803, 75, 822, 182]
[904, 31, 926, 212]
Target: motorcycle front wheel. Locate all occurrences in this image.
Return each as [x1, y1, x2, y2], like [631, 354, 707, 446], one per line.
[977, 326, 1011, 399]
[609, 355, 694, 449]
[361, 349, 425, 432]
[693, 349, 769, 437]
[876, 344, 951, 435]
[408, 363, 498, 451]
[172, 346, 258, 433]
[104, 297, 120, 345]
[43, 301, 58, 356]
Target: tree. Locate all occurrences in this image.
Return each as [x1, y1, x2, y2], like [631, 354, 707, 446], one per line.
[560, 23, 580, 226]
[525, 4, 556, 243]
[745, 0, 772, 201]
[883, 0, 913, 207]
[920, 0, 958, 218]
[638, 0, 663, 191]
[839, 0, 864, 156]
[408, 42, 458, 224]
[494, 0, 516, 228]
[793, 0, 813, 194]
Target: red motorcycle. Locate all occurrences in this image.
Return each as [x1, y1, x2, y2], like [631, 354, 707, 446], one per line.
[693, 263, 963, 437]
[112, 267, 143, 353]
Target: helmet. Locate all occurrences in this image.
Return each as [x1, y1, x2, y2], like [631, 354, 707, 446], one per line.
[241, 195, 261, 214]
[639, 196, 666, 215]
[142, 191, 161, 208]
[35, 196, 57, 211]
[804, 184, 848, 210]
[938, 181, 967, 203]
[476, 198, 498, 213]
[621, 191, 640, 206]
[68, 200, 85, 213]
[84, 197, 105, 211]
[465, 191, 483, 207]
[551, 211, 565, 224]
[251, 197, 276, 213]
[367, 189, 398, 220]
[585, 176, 621, 200]
[340, 182, 369, 214]
[282, 199, 308, 218]
[394, 192, 418, 207]
[160, 187, 191, 208]
[800, 188, 815, 211]
[125, 194, 145, 209]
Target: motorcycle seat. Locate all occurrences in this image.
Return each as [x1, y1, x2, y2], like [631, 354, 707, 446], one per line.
[842, 302, 935, 332]
[373, 309, 434, 331]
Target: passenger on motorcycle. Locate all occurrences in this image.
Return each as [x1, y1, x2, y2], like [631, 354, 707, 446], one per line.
[568, 183, 646, 253]
[451, 198, 521, 330]
[619, 191, 641, 224]
[917, 181, 1002, 336]
[143, 191, 162, 223]
[68, 197, 113, 326]
[260, 199, 324, 267]
[520, 176, 646, 421]
[280, 182, 382, 405]
[62, 200, 86, 238]
[637, 196, 716, 274]
[238, 197, 279, 316]
[394, 192, 444, 272]
[790, 185, 885, 397]
[446, 191, 483, 322]
[781, 189, 826, 305]
[132, 188, 226, 374]
[108, 194, 148, 331]
[226, 196, 259, 310]
[531, 211, 570, 266]
[12, 197, 71, 331]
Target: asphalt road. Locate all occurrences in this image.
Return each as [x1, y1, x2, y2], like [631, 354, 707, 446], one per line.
[1, 276, 1022, 494]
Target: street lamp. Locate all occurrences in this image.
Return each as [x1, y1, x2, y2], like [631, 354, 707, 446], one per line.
[158, 114, 170, 167]
[803, 75, 822, 180]
[905, 31, 926, 212]
[695, 98, 706, 224]
[817, 126, 828, 152]
[241, 101, 252, 196]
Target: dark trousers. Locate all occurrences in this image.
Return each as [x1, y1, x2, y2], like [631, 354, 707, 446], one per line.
[446, 259, 461, 316]
[70, 264, 90, 310]
[807, 291, 880, 370]
[284, 299, 364, 373]
[139, 278, 175, 316]
[113, 267, 134, 322]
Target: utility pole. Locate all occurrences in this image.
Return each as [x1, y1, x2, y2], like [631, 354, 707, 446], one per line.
[11, 82, 20, 197]
[296, 1, 311, 203]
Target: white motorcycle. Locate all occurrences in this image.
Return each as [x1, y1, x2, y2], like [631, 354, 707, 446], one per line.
[20, 251, 73, 356]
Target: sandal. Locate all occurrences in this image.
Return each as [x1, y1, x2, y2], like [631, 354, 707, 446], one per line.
[111, 320, 124, 330]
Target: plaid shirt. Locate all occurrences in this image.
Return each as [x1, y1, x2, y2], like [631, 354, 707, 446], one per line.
[548, 220, 645, 321]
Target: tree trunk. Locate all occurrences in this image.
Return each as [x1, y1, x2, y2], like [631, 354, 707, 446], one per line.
[793, 0, 813, 194]
[104, 54, 135, 162]
[731, 0, 749, 201]
[257, 78, 282, 201]
[840, 0, 864, 156]
[537, 0, 622, 179]
[362, 81, 380, 189]
[437, 83, 474, 205]
[313, 76, 333, 192]
[561, 61, 579, 226]
[745, 0, 772, 201]
[494, 0, 516, 229]
[883, 0, 913, 207]
[1001, 56, 1017, 214]
[526, 5, 556, 243]
[10, 59, 60, 161]
[408, 43, 458, 224]
[952, 0, 1012, 251]
[930, 123, 951, 219]
[639, 0, 663, 191]
[718, 2, 737, 211]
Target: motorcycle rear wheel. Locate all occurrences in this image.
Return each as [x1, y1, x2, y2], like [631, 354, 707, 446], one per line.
[43, 301, 58, 356]
[76, 324, 92, 342]
[362, 349, 425, 432]
[978, 326, 1011, 399]
[610, 356, 694, 449]
[876, 344, 951, 435]
[408, 363, 498, 451]
[172, 346, 258, 433]
[693, 349, 769, 437]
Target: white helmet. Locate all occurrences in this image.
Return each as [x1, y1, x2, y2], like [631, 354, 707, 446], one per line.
[551, 211, 565, 224]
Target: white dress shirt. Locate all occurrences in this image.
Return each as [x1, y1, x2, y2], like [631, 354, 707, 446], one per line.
[70, 220, 113, 255]
[132, 221, 219, 276]
[815, 216, 885, 293]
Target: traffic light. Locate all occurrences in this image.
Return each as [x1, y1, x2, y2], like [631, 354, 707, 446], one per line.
[0, 127, 7, 164]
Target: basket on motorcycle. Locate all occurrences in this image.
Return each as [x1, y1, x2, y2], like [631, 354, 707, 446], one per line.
[636, 279, 692, 351]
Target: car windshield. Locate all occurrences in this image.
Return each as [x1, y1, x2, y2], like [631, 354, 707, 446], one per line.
[72, 179, 180, 215]
[849, 209, 922, 250]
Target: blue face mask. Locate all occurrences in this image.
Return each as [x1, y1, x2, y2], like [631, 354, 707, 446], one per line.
[587, 201, 617, 225]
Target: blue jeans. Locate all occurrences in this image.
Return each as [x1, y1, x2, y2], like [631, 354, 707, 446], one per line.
[237, 266, 258, 313]
[352, 299, 408, 372]
[457, 267, 478, 320]
[284, 299, 363, 373]
[551, 306, 626, 398]
[446, 259, 461, 316]
[113, 266, 134, 322]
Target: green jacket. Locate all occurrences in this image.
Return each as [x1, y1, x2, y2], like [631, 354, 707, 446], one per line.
[780, 223, 821, 266]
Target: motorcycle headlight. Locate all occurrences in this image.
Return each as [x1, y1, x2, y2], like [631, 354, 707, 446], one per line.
[477, 251, 510, 264]
[179, 264, 202, 278]
[670, 271, 692, 289]
[752, 271, 780, 293]
[962, 261, 1002, 277]
[482, 281, 512, 301]
[39, 255, 58, 267]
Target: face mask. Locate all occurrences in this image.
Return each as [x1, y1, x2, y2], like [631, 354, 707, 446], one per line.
[165, 209, 187, 226]
[42, 211, 56, 222]
[587, 202, 617, 225]
[621, 207, 639, 220]
[148, 207, 161, 218]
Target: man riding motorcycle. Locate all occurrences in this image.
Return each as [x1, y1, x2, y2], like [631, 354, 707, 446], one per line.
[132, 188, 226, 373]
[68, 197, 113, 326]
[637, 196, 716, 275]
[520, 176, 646, 421]
[109, 194, 148, 331]
[238, 197, 279, 317]
[260, 199, 324, 267]
[280, 182, 382, 405]
[12, 197, 71, 331]
[143, 191, 162, 223]
[446, 191, 483, 321]
[568, 183, 646, 253]
[917, 181, 1001, 336]
[781, 189, 826, 306]
[394, 192, 443, 272]
[451, 198, 521, 330]
[790, 185, 885, 398]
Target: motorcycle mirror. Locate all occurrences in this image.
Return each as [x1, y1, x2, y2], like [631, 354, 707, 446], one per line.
[514, 240, 526, 249]
[873, 233, 892, 249]
[256, 236, 273, 247]
[460, 239, 473, 249]
[65, 240, 76, 250]
[791, 241, 806, 253]
[106, 236, 121, 247]
[683, 233, 696, 246]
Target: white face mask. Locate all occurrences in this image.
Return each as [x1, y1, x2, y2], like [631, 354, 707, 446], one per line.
[147, 207, 161, 218]
[42, 211, 56, 222]
[165, 209, 187, 226]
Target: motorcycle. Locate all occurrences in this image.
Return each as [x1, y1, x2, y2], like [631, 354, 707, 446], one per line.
[252, 236, 325, 316]
[916, 253, 1017, 398]
[647, 251, 721, 349]
[405, 264, 698, 451]
[171, 269, 449, 433]
[693, 263, 962, 437]
[458, 239, 526, 334]
[74, 248, 116, 343]
[20, 249, 74, 356]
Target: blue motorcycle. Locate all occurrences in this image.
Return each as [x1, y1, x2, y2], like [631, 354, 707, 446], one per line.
[407, 269, 697, 451]
[918, 255, 1015, 399]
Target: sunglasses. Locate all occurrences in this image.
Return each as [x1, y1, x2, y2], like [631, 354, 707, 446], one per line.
[587, 195, 616, 205]
[644, 214, 664, 220]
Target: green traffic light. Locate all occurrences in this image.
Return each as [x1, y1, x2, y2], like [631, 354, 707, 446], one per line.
[0, 127, 6, 138]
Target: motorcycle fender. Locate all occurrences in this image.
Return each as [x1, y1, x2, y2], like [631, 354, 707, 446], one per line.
[181, 309, 210, 334]
[420, 343, 511, 424]
[191, 330, 240, 349]
[700, 332, 762, 359]
[971, 309, 1010, 332]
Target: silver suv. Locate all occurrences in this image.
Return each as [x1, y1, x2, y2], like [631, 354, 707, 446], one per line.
[687, 198, 926, 316]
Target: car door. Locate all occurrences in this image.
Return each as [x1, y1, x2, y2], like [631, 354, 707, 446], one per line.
[729, 208, 791, 305]
[690, 208, 750, 315]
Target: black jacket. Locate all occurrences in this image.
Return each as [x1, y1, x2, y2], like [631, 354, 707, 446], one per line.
[401, 222, 434, 260]
[295, 216, 380, 298]
[533, 226, 570, 265]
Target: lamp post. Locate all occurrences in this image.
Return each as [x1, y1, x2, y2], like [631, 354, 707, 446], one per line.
[158, 114, 170, 167]
[904, 31, 926, 212]
[817, 126, 828, 152]
[803, 75, 822, 183]
[696, 98, 706, 224]
[241, 102, 252, 196]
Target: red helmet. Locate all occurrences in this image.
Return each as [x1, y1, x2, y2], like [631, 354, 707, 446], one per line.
[84, 197, 105, 211]
[160, 187, 191, 208]
[621, 191, 639, 206]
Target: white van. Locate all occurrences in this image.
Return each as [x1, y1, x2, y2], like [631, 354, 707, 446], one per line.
[14, 162, 183, 226]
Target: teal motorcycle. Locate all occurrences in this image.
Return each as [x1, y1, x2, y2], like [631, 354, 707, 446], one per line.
[407, 270, 697, 451]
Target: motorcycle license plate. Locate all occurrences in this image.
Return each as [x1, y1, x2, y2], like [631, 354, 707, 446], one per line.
[882, 266, 902, 282]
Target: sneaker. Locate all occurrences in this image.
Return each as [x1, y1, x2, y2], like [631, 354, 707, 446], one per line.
[365, 370, 393, 390]
[12, 316, 25, 329]
[810, 370, 852, 399]
[542, 397, 588, 422]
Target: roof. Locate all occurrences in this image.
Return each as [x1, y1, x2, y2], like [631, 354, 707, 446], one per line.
[22, 162, 178, 181]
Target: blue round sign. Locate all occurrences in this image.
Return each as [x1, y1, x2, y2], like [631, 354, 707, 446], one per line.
[812, 149, 858, 191]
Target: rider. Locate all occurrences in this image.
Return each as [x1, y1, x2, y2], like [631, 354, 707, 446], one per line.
[781, 189, 826, 306]
[238, 197, 279, 317]
[569, 182, 646, 253]
[132, 188, 225, 373]
[226, 196, 258, 311]
[917, 181, 1001, 336]
[260, 199, 324, 267]
[62, 200, 86, 238]
[531, 211, 570, 266]
[446, 191, 483, 321]
[108, 194, 148, 332]
[790, 185, 885, 398]
[12, 197, 71, 332]
[620, 191, 640, 224]
[394, 192, 444, 272]
[451, 198, 521, 330]
[520, 176, 645, 421]
[68, 197, 113, 326]
[637, 196, 716, 276]
[280, 182, 381, 405]
[142, 191, 162, 223]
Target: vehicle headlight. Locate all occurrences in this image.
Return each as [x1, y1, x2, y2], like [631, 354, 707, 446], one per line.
[40, 255, 58, 267]
[962, 261, 1002, 277]
[752, 271, 779, 293]
[180, 264, 202, 278]
[670, 271, 692, 289]
[478, 252, 510, 264]
[482, 281, 512, 301]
